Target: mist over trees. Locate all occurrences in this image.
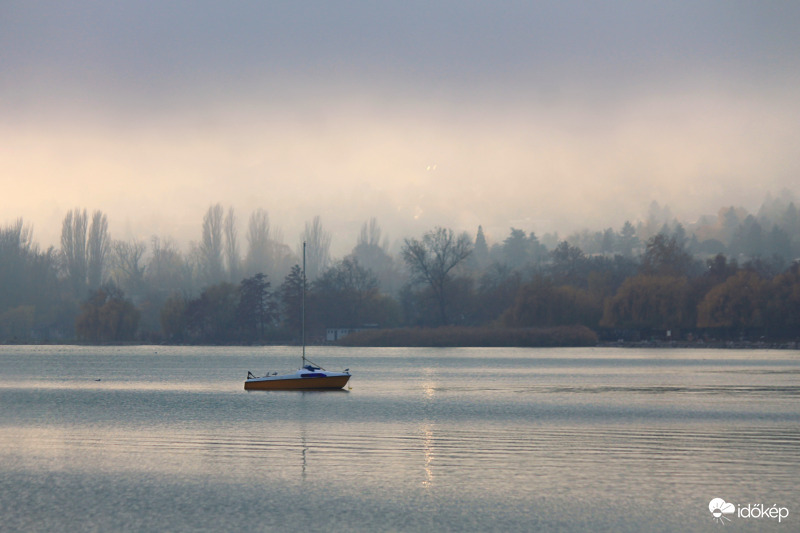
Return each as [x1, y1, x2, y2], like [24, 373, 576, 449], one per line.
[2, 193, 800, 344]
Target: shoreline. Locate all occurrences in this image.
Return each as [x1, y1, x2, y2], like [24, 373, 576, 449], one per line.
[599, 340, 800, 350]
[3, 338, 799, 351]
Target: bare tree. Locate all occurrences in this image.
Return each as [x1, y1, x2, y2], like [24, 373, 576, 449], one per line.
[61, 208, 88, 295]
[402, 226, 472, 325]
[315, 257, 379, 327]
[200, 204, 224, 285]
[245, 208, 271, 277]
[301, 216, 331, 281]
[269, 234, 297, 283]
[60, 208, 110, 294]
[224, 207, 241, 282]
[110, 239, 146, 297]
[147, 236, 192, 295]
[352, 218, 397, 294]
[0, 219, 35, 311]
[87, 210, 110, 290]
[1, 218, 33, 252]
[358, 217, 384, 248]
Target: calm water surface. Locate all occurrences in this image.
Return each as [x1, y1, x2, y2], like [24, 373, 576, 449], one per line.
[1, 346, 798, 532]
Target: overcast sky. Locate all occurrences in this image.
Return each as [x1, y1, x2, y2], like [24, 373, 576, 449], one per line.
[2, 1, 799, 255]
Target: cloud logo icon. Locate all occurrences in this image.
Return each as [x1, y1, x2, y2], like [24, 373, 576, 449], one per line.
[709, 498, 735, 524]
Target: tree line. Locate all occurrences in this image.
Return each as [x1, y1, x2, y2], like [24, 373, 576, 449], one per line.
[1, 195, 799, 344]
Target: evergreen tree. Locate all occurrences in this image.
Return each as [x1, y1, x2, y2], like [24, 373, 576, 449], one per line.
[502, 228, 529, 270]
[280, 265, 305, 336]
[237, 273, 275, 341]
[618, 221, 638, 258]
[641, 234, 694, 277]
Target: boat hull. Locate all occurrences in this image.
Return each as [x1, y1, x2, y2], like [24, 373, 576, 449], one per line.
[244, 374, 350, 391]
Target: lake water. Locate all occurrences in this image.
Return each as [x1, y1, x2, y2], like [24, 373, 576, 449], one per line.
[0, 346, 798, 532]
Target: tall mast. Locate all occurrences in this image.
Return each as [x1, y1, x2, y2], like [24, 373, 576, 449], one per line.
[302, 241, 306, 366]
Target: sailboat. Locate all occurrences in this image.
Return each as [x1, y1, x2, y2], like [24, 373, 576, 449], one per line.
[244, 242, 351, 391]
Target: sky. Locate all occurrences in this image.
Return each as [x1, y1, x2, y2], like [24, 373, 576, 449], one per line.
[2, 1, 799, 257]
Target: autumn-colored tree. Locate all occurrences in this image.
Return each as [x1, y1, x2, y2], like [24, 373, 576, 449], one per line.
[601, 275, 690, 331]
[503, 277, 602, 328]
[764, 264, 800, 337]
[75, 285, 140, 342]
[696, 270, 766, 332]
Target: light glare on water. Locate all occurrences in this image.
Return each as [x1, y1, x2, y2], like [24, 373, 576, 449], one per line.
[1, 346, 798, 532]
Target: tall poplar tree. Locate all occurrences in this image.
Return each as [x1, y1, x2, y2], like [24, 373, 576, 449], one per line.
[87, 210, 110, 290]
[302, 216, 331, 281]
[200, 204, 224, 285]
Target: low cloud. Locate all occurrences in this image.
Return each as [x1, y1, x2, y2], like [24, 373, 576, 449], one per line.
[2, 1, 799, 255]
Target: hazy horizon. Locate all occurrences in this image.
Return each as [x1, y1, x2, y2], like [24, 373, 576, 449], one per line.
[3, 1, 799, 257]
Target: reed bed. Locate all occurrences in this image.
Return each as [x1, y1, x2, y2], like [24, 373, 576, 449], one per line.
[336, 325, 598, 347]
